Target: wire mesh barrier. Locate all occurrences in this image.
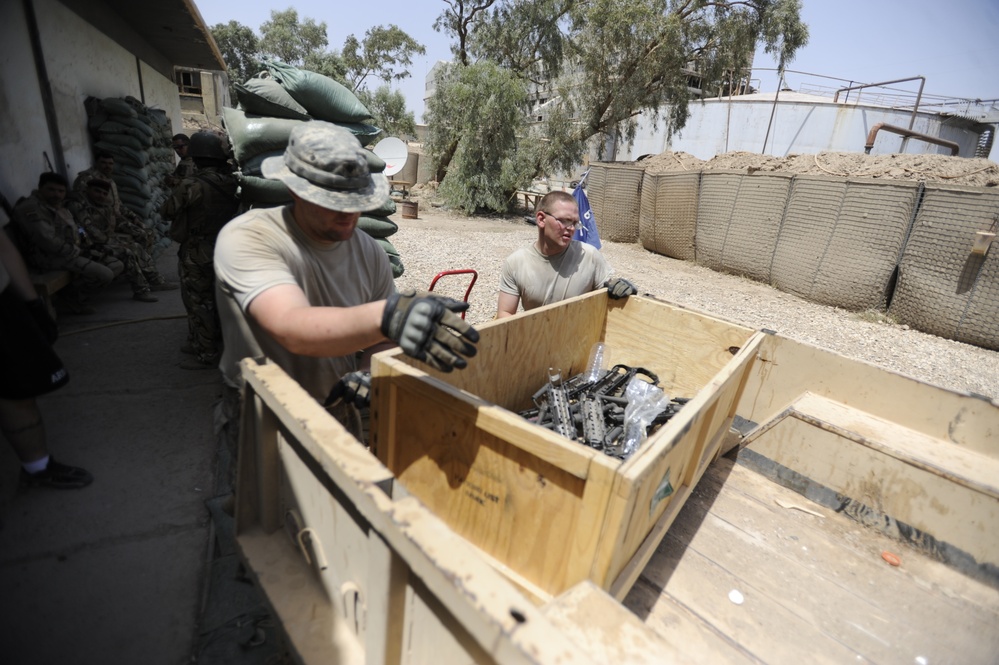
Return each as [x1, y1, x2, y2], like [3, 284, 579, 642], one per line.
[639, 171, 699, 260]
[588, 167, 999, 350]
[771, 176, 919, 311]
[695, 172, 792, 283]
[888, 185, 999, 350]
[588, 163, 645, 242]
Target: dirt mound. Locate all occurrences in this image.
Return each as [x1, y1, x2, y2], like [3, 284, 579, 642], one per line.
[641, 150, 999, 187]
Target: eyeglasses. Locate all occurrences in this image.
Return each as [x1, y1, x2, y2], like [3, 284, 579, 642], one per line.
[543, 212, 579, 230]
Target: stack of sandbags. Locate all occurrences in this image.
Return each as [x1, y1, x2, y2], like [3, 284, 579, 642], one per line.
[225, 60, 403, 275]
[358, 196, 405, 278]
[84, 96, 175, 254]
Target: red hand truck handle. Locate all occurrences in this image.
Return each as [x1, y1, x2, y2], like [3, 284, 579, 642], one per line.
[428, 269, 478, 320]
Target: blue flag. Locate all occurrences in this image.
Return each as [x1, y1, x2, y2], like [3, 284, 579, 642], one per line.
[571, 180, 601, 249]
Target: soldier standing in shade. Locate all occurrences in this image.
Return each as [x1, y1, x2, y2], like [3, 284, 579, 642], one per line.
[67, 179, 176, 303]
[160, 131, 239, 370]
[165, 134, 197, 187]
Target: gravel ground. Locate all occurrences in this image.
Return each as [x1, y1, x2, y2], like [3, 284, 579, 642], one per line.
[389, 203, 999, 400]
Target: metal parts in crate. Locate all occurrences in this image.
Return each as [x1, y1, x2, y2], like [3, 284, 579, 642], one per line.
[518, 363, 688, 460]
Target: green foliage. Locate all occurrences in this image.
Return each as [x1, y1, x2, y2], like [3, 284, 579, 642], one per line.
[359, 86, 418, 139]
[341, 25, 427, 91]
[429, 0, 809, 188]
[258, 9, 329, 66]
[427, 62, 534, 213]
[210, 21, 261, 99]
[208, 8, 424, 136]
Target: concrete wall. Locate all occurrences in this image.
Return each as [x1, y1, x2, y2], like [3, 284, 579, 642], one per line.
[625, 96, 985, 161]
[0, 0, 181, 205]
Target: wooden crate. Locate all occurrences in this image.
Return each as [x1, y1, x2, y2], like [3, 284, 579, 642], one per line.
[233, 359, 604, 664]
[371, 292, 763, 602]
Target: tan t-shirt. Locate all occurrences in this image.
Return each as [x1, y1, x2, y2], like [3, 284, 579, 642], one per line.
[499, 241, 612, 312]
[214, 205, 395, 401]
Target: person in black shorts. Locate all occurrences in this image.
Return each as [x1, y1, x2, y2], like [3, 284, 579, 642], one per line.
[0, 210, 92, 488]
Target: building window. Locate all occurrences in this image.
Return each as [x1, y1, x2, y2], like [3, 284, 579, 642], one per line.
[176, 70, 202, 96]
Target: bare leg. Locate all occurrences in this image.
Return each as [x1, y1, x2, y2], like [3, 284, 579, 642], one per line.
[0, 397, 47, 463]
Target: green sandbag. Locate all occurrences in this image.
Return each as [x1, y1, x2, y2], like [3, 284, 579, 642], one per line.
[240, 150, 285, 176]
[98, 121, 154, 147]
[235, 78, 311, 120]
[265, 60, 372, 123]
[114, 173, 150, 197]
[101, 97, 137, 118]
[238, 174, 292, 204]
[99, 131, 147, 152]
[336, 121, 382, 147]
[372, 237, 404, 278]
[364, 197, 396, 216]
[94, 140, 149, 168]
[223, 107, 306, 165]
[357, 215, 398, 239]
[362, 149, 386, 174]
[113, 163, 150, 183]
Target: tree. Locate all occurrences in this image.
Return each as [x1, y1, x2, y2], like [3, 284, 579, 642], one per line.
[209, 9, 423, 137]
[428, 0, 809, 211]
[359, 86, 419, 139]
[341, 25, 427, 92]
[210, 21, 260, 98]
[427, 62, 532, 213]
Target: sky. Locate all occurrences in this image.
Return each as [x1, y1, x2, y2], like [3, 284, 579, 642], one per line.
[192, 0, 999, 124]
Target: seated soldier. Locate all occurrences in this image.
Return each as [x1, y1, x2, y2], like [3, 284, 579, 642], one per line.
[66, 178, 177, 303]
[72, 150, 156, 253]
[12, 172, 119, 315]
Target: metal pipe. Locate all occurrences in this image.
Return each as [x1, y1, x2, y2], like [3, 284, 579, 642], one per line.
[834, 76, 926, 133]
[864, 123, 960, 156]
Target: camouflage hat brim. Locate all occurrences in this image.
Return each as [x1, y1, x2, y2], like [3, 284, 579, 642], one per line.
[261, 155, 390, 213]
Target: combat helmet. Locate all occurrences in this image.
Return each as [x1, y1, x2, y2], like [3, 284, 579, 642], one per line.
[187, 130, 230, 161]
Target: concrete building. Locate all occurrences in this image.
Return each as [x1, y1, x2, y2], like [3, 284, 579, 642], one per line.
[0, 0, 226, 203]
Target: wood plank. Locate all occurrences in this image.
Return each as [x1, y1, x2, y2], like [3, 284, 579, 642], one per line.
[644, 457, 999, 664]
[708, 457, 999, 624]
[744, 403, 999, 573]
[738, 333, 999, 456]
[622, 581, 756, 664]
[791, 392, 999, 498]
[542, 581, 703, 664]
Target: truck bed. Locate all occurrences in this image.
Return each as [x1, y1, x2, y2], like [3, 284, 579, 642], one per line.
[623, 455, 999, 664]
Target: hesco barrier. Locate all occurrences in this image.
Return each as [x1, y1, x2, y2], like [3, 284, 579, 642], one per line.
[771, 176, 919, 311]
[695, 172, 792, 283]
[888, 185, 999, 351]
[589, 167, 999, 351]
[639, 172, 698, 261]
[587, 163, 644, 242]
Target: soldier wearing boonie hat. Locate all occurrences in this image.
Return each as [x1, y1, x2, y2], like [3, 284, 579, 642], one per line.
[213, 121, 479, 441]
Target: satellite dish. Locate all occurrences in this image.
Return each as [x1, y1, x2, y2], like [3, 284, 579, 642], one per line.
[372, 137, 409, 177]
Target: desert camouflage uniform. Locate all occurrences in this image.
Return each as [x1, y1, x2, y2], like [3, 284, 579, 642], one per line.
[173, 157, 197, 180]
[67, 196, 164, 298]
[12, 192, 120, 299]
[73, 168, 156, 251]
[160, 167, 238, 363]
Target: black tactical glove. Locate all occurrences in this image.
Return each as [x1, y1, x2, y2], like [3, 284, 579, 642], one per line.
[381, 289, 480, 372]
[324, 371, 371, 409]
[26, 298, 58, 344]
[604, 277, 638, 300]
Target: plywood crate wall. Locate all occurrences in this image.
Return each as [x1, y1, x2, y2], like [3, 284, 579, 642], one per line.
[371, 292, 763, 602]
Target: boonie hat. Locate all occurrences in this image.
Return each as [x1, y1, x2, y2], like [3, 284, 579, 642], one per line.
[261, 121, 389, 213]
